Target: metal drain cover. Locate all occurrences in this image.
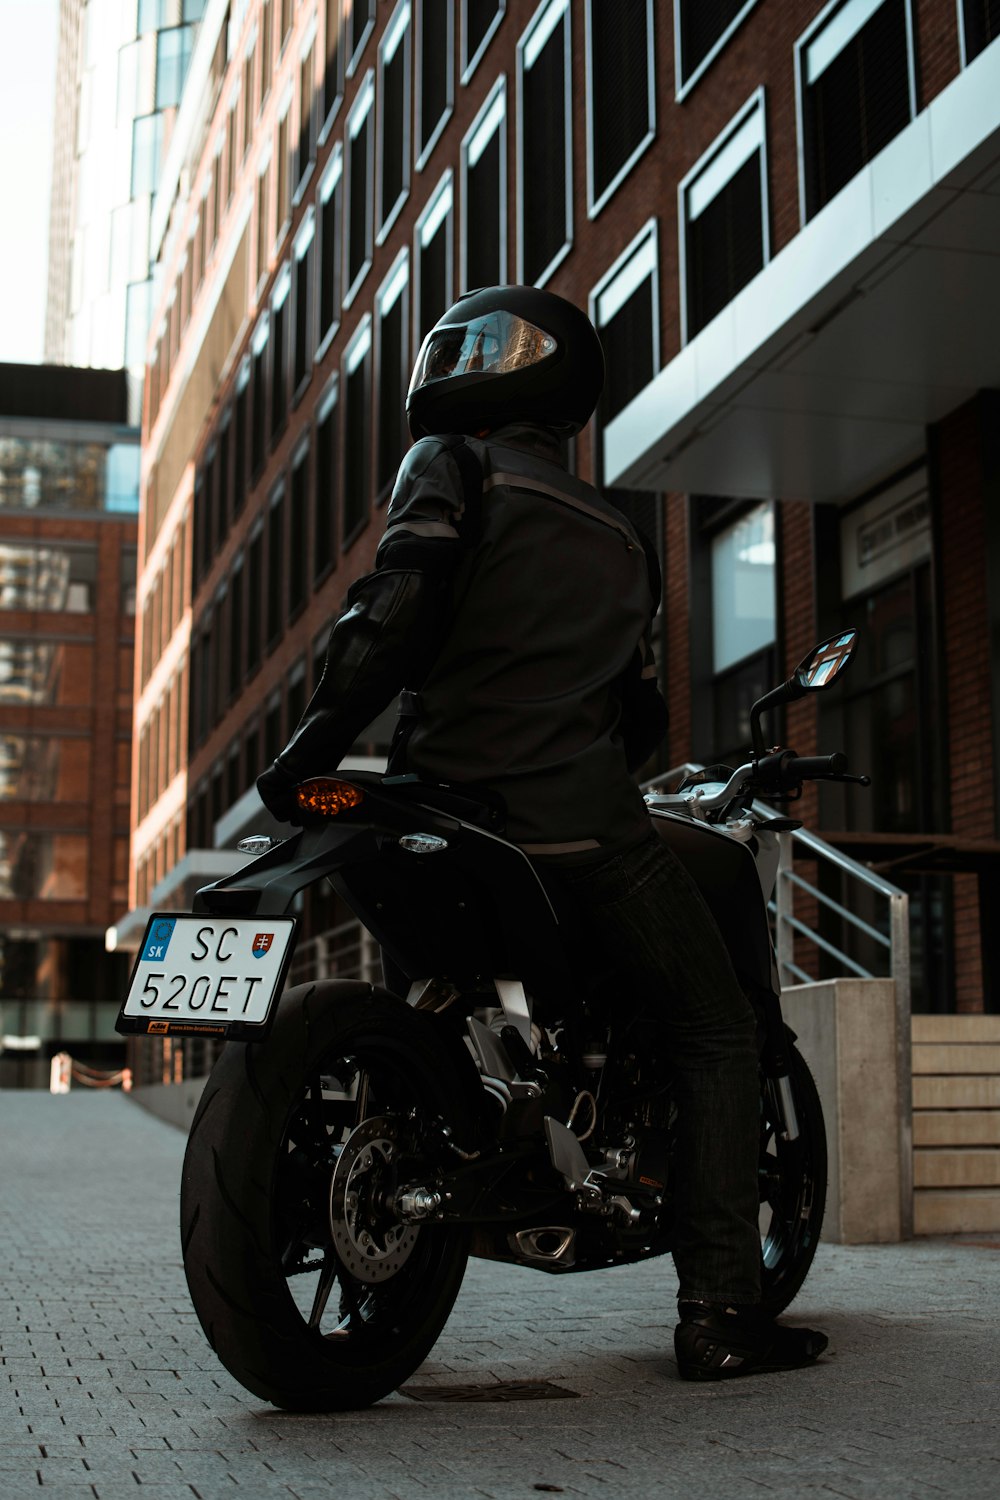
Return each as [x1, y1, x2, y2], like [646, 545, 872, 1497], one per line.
[401, 1380, 580, 1403]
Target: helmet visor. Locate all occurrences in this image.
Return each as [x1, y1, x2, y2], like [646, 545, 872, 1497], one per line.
[408, 312, 557, 398]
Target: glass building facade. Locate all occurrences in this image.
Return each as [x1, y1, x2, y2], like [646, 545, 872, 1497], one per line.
[47, 0, 207, 411]
[0, 366, 139, 1086]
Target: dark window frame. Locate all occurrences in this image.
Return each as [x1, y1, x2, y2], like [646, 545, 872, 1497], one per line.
[516, 0, 573, 288]
[377, 0, 413, 243]
[374, 250, 410, 503]
[585, 0, 656, 217]
[678, 88, 769, 345]
[674, 0, 761, 99]
[794, 0, 917, 225]
[344, 69, 375, 307]
[460, 75, 506, 293]
[414, 171, 453, 350]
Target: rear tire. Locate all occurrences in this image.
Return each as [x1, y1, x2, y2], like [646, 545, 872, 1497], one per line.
[758, 1039, 827, 1316]
[180, 982, 482, 1411]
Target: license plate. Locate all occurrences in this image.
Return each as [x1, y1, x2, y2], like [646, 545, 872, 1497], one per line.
[116, 913, 297, 1041]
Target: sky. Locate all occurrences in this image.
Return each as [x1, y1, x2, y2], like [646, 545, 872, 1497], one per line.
[0, 0, 60, 365]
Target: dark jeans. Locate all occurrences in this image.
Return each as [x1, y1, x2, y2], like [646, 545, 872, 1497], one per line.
[539, 827, 762, 1305]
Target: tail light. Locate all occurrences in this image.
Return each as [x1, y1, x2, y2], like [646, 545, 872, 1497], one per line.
[295, 778, 364, 816]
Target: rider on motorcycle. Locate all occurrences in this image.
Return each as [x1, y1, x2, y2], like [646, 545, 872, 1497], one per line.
[257, 285, 827, 1380]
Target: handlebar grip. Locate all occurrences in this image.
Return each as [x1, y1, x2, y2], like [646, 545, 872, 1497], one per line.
[785, 752, 847, 779]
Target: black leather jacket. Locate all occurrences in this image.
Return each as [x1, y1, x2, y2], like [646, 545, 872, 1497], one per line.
[259, 423, 667, 849]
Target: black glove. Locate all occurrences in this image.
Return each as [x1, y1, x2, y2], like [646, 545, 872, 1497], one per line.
[256, 760, 301, 824]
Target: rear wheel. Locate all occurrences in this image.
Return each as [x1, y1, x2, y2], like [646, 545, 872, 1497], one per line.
[758, 1039, 827, 1316]
[180, 982, 483, 1411]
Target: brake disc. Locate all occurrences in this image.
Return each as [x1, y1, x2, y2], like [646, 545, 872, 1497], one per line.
[328, 1115, 420, 1284]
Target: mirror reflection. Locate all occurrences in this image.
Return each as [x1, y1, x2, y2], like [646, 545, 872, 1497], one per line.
[797, 630, 858, 690]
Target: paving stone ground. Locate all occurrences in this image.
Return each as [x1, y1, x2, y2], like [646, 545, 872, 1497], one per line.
[1, 1090, 998, 1500]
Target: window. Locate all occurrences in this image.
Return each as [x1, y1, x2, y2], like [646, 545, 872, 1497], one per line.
[279, 0, 293, 51]
[347, 0, 375, 73]
[289, 445, 309, 616]
[242, 46, 255, 157]
[155, 25, 195, 109]
[234, 358, 249, 516]
[288, 658, 307, 734]
[675, 0, 760, 96]
[317, 145, 343, 353]
[323, 0, 343, 125]
[210, 153, 221, 250]
[297, 39, 316, 192]
[314, 378, 339, 580]
[276, 94, 292, 236]
[415, 172, 452, 347]
[517, 0, 572, 286]
[375, 251, 410, 499]
[251, 312, 270, 477]
[226, 96, 237, 201]
[961, 0, 1000, 62]
[226, 738, 241, 808]
[264, 690, 282, 764]
[710, 501, 776, 757]
[417, 0, 453, 166]
[461, 77, 505, 292]
[342, 317, 372, 542]
[267, 485, 285, 648]
[344, 71, 375, 305]
[692, 501, 779, 768]
[586, 0, 654, 216]
[463, 0, 505, 80]
[245, 721, 261, 788]
[711, 503, 775, 670]
[796, 0, 915, 222]
[679, 90, 768, 342]
[271, 264, 291, 442]
[261, 0, 273, 103]
[131, 113, 164, 196]
[256, 154, 272, 284]
[590, 221, 659, 442]
[228, 556, 244, 698]
[293, 209, 316, 398]
[378, 1, 412, 242]
[0, 543, 98, 612]
[215, 411, 231, 554]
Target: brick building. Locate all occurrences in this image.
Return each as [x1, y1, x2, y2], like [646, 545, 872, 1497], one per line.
[0, 364, 139, 1086]
[116, 0, 1000, 1022]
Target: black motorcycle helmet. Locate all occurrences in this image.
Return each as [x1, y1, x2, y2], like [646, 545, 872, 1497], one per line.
[406, 285, 605, 439]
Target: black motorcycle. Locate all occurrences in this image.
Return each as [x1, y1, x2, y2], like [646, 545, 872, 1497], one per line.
[117, 629, 864, 1410]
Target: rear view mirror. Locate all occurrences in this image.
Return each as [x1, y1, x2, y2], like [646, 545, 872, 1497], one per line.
[749, 628, 859, 756]
[794, 630, 858, 691]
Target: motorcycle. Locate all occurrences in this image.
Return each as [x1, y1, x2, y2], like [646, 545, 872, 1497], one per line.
[117, 629, 865, 1410]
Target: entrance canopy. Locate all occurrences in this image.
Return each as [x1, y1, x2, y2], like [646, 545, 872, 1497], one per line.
[604, 45, 1000, 504]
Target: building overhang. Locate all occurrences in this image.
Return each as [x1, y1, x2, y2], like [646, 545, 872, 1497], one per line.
[604, 43, 1000, 504]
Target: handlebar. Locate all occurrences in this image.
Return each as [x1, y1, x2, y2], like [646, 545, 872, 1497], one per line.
[661, 749, 867, 814]
[781, 752, 847, 779]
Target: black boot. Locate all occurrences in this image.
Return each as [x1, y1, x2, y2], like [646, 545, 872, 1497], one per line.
[675, 1301, 828, 1381]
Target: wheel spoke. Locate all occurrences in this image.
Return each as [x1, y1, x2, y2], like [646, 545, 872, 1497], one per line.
[307, 1253, 338, 1329]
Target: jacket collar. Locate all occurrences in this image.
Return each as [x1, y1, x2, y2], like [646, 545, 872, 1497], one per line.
[485, 421, 565, 464]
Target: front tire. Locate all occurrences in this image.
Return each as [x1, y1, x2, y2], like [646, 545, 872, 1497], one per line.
[758, 1039, 827, 1316]
[180, 982, 482, 1411]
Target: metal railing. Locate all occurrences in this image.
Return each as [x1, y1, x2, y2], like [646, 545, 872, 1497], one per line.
[645, 763, 913, 1236]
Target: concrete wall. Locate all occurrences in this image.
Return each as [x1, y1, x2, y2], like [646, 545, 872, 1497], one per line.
[782, 978, 905, 1243]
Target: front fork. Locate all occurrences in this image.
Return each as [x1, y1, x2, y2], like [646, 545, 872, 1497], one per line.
[757, 989, 800, 1142]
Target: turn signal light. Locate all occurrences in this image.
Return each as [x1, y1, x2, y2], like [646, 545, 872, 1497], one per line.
[295, 778, 364, 816]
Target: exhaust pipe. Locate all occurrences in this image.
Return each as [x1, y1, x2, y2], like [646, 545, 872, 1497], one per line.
[509, 1226, 576, 1268]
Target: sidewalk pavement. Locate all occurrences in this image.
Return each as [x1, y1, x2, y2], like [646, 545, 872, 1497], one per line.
[1, 1089, 997, 1500]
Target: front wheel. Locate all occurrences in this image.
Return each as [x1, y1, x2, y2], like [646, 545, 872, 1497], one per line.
[758, 1038, 827, 1316]
[180, 982, 484, 1411]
